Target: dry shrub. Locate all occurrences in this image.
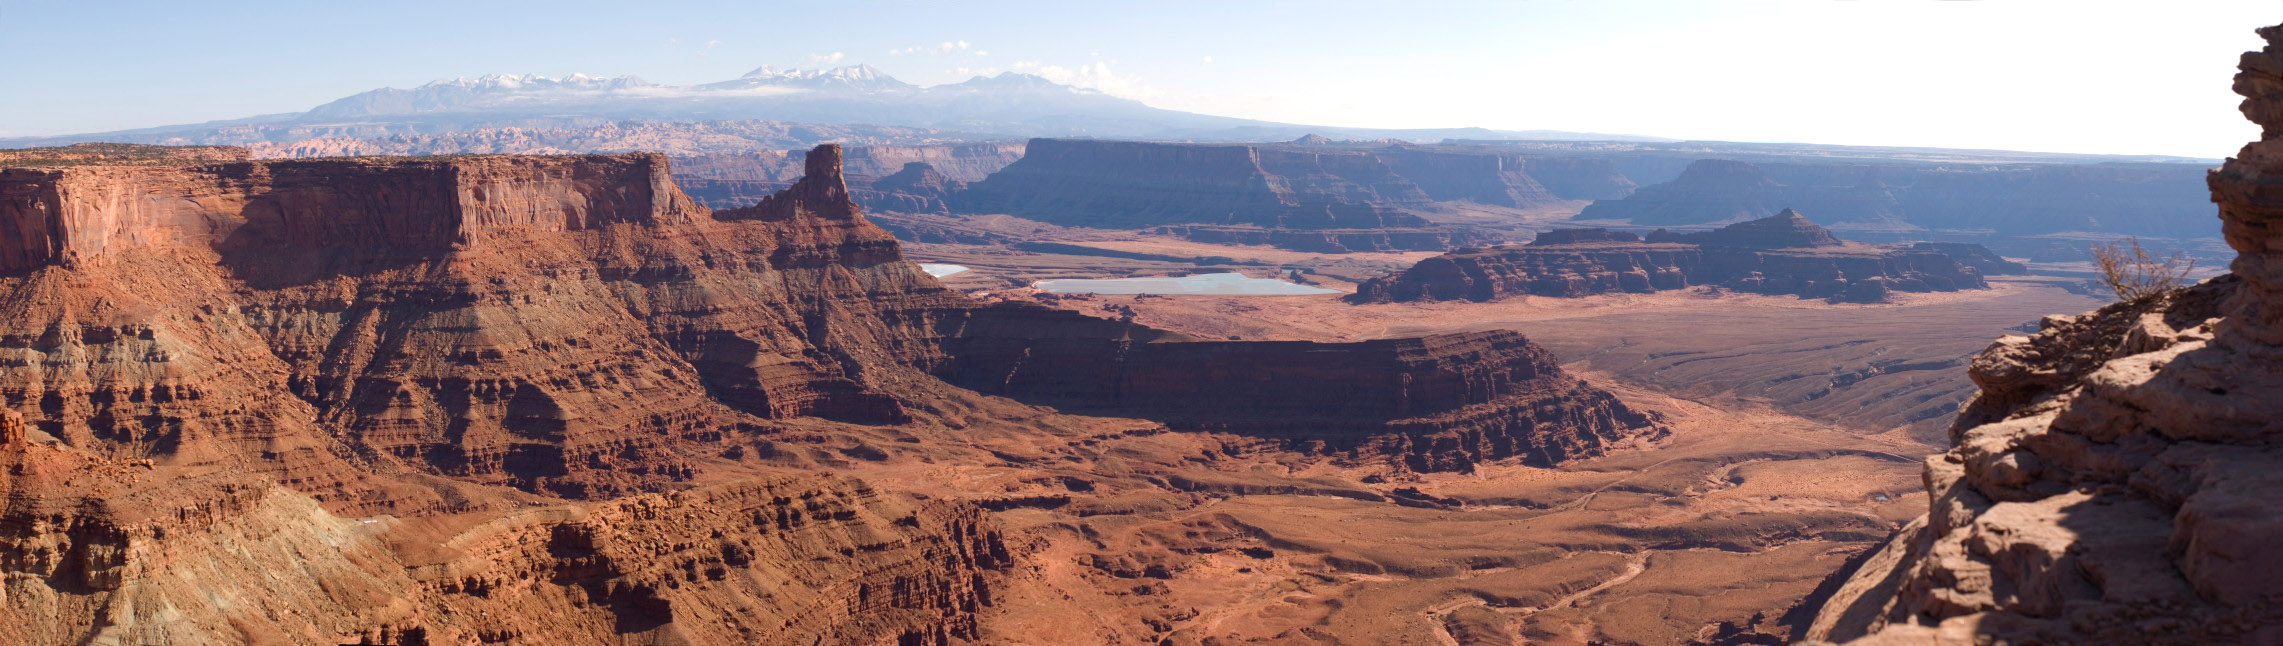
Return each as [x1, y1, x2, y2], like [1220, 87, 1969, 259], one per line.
[2092, 237, 2196, 304]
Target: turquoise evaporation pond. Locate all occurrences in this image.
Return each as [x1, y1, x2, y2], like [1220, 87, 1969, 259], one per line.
[1032, 272, 1340, 296]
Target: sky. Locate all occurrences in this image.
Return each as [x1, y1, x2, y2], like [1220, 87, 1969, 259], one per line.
[1, 0, 2275, 157]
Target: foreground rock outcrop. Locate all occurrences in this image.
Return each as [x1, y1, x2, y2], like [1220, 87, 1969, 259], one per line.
[1351, 209, 1991, 304]
[1801, 24, 2283, 645]
[0, 437, 1006, 646]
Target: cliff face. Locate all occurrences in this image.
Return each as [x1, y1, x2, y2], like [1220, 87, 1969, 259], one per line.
[933, 311, 1662, 472]
[1577, 157, 2214, 238]
[1801, 24, 2283, 645]
[955, 139, 1438, 229]
[0, 142, 1670, 641]
[0, 439, 1006, 646]
[951, 140, 1635, 231]
[0, 153, 697, 272]
[1353, 211, 1987, 304]
[1910, 242, 2029, 275]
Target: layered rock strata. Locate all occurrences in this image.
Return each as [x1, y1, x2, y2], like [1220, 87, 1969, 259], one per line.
[1802, 23, 2283, 645]
[0, 439, 1006, 646]
[948, 139, 1481, 250]
[1910, 241, 2029, 275]
[1, 142, 1659, 500]
[0, 140, 1670, 642]
[1352, 210, 1988, 304]
[1576, 157, 2215, 239]
[932, 312, 1660, 472]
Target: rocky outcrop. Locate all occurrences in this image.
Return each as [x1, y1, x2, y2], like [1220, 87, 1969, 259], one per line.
[860, 161, 964, 212]
[0, 147, 920, 510]
[0, 440, 1007, 646]
[1801, 24, 2283, 645]
[1352, 211, 1986, 304]
[932, 313, 1663, 472]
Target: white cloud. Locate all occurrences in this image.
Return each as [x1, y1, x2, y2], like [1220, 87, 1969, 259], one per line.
[1012, 61, 1160, 100]
[935, 40, 971, 54]
[975, 50, 988, 57]
[888, 46, 920, 56]
[1201, 55, 1213, 64]
[952, 66, 1002, 77]
[807, 51, 845, 65]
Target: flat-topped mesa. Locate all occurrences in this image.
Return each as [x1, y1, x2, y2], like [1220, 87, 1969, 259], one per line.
[0, 152, 699, 272]
[1801, 23, 2283, 645]
[1649, 208, 1842, 249]
[1351, 211, 1985, 304]
[1909, 242, 2028, 275]
[956, 138, 1411, 228]
[1530, 228, 1643, 246]
[932, 314, 1665, 472]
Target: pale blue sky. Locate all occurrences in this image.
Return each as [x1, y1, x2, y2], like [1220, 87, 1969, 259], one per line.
[2, 0, 2275, 156]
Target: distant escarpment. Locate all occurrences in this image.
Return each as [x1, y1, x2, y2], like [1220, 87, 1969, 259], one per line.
[1802, 24, 2283, 645]
[937, 139, 1648, 251]
[1352, 209, 1991, 304]
[1576, 156, 2215, 238]
[675, 143, 1021, 216]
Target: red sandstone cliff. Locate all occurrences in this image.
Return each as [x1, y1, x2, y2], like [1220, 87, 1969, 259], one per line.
[0, 141, 1665, 642]
[1801, 23, 2283, 645]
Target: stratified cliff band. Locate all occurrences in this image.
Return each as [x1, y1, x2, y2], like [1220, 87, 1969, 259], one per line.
[1352, 209, 1992, 304]
[0, 142, 1662, 642]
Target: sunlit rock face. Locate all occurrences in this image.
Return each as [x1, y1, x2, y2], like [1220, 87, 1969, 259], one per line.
[1801, 23, 2283, 646]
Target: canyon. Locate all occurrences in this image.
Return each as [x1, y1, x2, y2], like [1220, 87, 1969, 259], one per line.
[5, 16, 2275, 646]
[0, 142, 1669, 644]
[1351, 209, 1994, 304]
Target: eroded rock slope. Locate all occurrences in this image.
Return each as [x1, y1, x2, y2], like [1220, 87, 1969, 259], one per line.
[0, 140, 1664, 643]
[1802, 23, 2283, 645]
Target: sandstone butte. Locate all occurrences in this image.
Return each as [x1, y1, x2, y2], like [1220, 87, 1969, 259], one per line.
[1797, 23, 2283, 645]
[0, 141, 1661, 643]
[1351, 208, 1993, 304]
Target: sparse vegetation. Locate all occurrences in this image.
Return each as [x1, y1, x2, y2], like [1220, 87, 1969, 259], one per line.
[2092, 237, 2196, 304]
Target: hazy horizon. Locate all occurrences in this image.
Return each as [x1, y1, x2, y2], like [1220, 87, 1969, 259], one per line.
[3, 0, 2273, 157]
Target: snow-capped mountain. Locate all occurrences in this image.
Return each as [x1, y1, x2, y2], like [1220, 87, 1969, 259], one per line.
[3, 63, 1660, 151]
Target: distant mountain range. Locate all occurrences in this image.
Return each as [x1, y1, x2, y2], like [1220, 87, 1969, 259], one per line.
[0, 64, 1666, 153]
